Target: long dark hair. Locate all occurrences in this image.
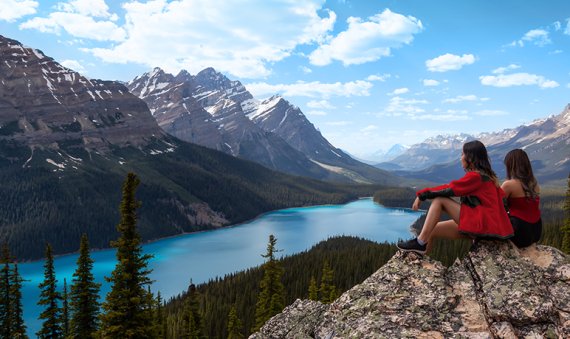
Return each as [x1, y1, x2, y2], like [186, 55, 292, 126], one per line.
[463, 140, 499, 186]
[504, 149, 539, 198]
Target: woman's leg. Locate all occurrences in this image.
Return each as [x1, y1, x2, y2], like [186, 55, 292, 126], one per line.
[425, 220, 470, 254]
[417, 197, 460, 244]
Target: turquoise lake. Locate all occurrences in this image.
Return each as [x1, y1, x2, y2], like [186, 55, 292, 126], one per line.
[19, 198, 423, 335]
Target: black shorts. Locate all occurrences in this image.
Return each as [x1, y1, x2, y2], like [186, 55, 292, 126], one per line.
[509, 216, 542, 248]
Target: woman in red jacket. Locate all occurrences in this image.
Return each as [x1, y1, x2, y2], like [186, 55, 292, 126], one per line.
[501, 149, 541, 248]
[397, 140, 513, 254]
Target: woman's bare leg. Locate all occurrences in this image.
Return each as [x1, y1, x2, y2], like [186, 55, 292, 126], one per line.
[417, 197, 460, 244]
[425, 220, 470, 254]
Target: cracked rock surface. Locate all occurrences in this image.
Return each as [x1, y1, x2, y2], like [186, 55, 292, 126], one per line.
[250, 241, 569, 338]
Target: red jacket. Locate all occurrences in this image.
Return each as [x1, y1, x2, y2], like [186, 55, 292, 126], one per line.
[417, 171, 513, 239]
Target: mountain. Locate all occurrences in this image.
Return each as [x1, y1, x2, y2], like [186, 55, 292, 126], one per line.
[252, 241, 569, 338]
[363, 144, 409, 164]
[0, 35, 385, 260]
[128, 68, 401, 185]
[378, 106, 570, 184]
[377, 134, 474, 171]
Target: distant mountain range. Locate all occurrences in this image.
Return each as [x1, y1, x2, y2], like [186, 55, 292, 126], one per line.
[127, 67, 400, 185]
[0, 35, 389, 259]
[377, 106, 570, 184]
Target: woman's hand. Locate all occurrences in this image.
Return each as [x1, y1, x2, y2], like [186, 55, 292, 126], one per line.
[412, 197, 421, 211]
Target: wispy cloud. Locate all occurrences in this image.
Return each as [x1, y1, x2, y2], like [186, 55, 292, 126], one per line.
[565, 18, 570, 35]
[425, 53, 475, 72]
[360, 125, 378, 133]
[443, 94, 489, 104]
[306, 110, 328, 116]
[492, 64, 520, 74]
[326, 121, 352, 126]
[422, 79, 440, 86]
[307, 100, 336, 109]
[0, 0, 38, 22]
[509, 28, 551, 47]
[300, 66, 313, 74]
[309, 9, 423, 66]
[246, 79, 373, 98]
[410, 114, 471, 121]
[35, 0, 337, 78]
[366, 74, 391, 82]
[383, 96, 428, 116]
[387, 87, 409, 96]
[20, 0, 125, 41]
[474, 110, 509, 116]
[480, 72, 559, 88]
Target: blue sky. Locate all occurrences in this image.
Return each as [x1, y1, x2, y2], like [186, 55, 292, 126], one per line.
[1, 0, 569, 157]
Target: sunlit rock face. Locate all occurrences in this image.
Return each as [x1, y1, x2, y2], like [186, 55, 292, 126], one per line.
[251, 241, 569, 338]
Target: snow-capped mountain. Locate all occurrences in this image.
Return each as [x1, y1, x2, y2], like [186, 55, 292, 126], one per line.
[379, 105, 570, 183]
[0, 35, 165, 151]
[378, 134, 475, 171]
[128, 68, 400, 184]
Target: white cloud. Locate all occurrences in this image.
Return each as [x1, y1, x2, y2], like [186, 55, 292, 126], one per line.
[422, 79, 440, 86]
[474, 110, 509, 116]
[426, 53, 475, 72]
[307, 110, 328, 116]
[20, 0, 125, 42]
[443, 94, 488, 104]
[80, 0, 336, 78]
[553, 21, 562, 31]
[361, 125, 378, 133]
[383, 96, 428, 116]
[521, 29, 551, 46]
[300, 66, 313, 74]
[388, 87, 409, 96]
[0, 0, 38, 22]
[549, 50, 563, 55]
[307, 100, 336, 109]
[309, 9, 423, 66]
[565, 19, 570, 35]
[56, 0, 114, 18]
[246, 79, 373, 98]
[367, 74, 391, 82]
[492, 64, 520, 74]
[410, 114, 470, 121]
[61, 59, 86, 73]
[480, 73, 559, 89]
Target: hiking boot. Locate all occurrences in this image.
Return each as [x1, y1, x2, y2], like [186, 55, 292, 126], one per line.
[397, 238, 427, 254]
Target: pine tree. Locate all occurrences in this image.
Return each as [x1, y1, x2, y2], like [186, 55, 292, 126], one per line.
[62, 279, 69, 338]
[562, 174, 570, 254]
[308, 276, 318, 301]
[319, 260, 337, 304]
[253, 235, 285, 331]
[184, 283, 203, 338]
[155, 292, 166, 338]
[1, 244, 12, 338]
[226, 305, 243, 339]
[100, 173, 154, 338]
[10, 264, 27, 338]
[69, 234, 101, 338]
[37, 243, 63, 338]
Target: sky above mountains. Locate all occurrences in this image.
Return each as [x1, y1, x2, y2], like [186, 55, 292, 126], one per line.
[1, 0, 569, 157]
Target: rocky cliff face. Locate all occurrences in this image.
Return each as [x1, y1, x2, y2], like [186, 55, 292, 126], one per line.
[251, 241, 569, 338]
[0, 35, 164, 150]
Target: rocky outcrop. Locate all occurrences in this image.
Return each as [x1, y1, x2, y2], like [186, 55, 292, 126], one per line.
[251, 241, 569, 338]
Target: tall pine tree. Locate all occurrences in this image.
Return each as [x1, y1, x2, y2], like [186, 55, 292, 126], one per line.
[184, 283, 204, 338]
[226, 305, 243, 339]
[62, 279, 69, 338]
[100, 173, 154, 338]
[70, 234, 101, 338]
[319, 260, 337, 304]
[562, 174, 570, 254]
[0, 244, 12, 338]
[10, 264, 27, 338]
[253, 235, 285, 331]
[308, 276, 318, 301]
[36, 243, 63, 339]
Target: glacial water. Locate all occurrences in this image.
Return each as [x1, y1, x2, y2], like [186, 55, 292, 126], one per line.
[19, 198, 423, 335]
